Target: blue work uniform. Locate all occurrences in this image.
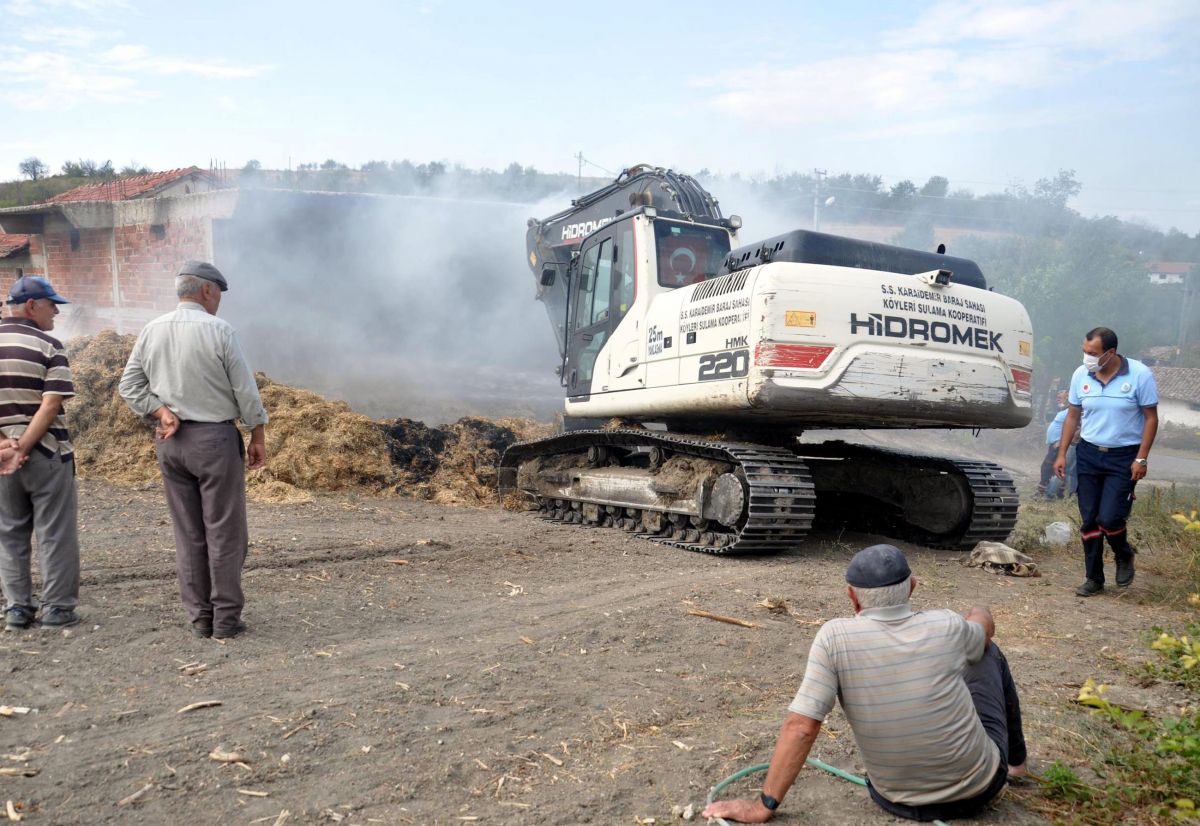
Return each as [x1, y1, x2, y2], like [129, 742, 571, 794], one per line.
[1067, 357, 1158, 585]
[1038, 410, 1068, 496]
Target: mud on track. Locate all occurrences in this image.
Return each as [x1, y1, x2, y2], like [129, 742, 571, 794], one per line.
[0, 481, 1191, 824]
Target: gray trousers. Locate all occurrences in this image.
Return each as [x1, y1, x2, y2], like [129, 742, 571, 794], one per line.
[0, 451, 80, 611]
[155, 423, 248, 633]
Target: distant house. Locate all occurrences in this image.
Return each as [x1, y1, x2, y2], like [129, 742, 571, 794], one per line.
[0, 233, 34, 283]
[1147, 261, 1195, 286]
[1151, 367, 1200, 429]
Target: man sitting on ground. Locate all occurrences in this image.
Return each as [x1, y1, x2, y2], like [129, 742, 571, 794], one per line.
[702, 544, 1027, 823]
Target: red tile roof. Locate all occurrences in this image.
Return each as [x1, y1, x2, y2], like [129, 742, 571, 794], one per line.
[1152, 367, 1200, 404]
[0, 234, 30, 258]
[44, 167, 213, 204]
[1147, 261, 1196, 275]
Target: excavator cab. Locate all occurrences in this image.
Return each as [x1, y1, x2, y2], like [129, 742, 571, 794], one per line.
[564, 212, 733, 397]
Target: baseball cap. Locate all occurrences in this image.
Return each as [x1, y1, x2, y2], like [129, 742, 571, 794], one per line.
[177, 260, 228, 292]
[845, 544, 912, 588]
[7, 276, 69, 305]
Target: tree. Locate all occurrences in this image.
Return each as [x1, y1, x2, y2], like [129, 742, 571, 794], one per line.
[61, 159, 114, 178]
[18, 157, 47, 181]
[119, 163, 151, 175]
[889, 179, 918, 199]
[1032, 169, 1082, 208]
[920, 176, 949, 198]
[242, 159, 262, 171]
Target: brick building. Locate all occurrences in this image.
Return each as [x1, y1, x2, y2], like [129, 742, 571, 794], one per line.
[0, 167, 226, 335]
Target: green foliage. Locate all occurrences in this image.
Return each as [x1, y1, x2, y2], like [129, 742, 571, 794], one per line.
[1146, 624, 1200, 692]
[1040, 759, 1091, 803]
[1032, 652, 1200, 824]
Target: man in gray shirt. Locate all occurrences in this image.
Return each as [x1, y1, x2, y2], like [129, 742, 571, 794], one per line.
[119, 261, 268, 639]
[703, 544, 1027, 823]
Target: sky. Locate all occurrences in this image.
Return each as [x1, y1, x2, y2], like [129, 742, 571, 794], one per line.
[1, 0, 1198, 233]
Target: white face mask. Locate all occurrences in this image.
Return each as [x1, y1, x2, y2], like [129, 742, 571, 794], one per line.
[1083, 351, 1108, 372]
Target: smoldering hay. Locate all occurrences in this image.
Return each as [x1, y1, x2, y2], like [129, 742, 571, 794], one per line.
[66, 332, 552, 504]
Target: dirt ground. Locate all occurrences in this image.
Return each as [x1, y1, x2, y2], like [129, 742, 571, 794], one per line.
[0, 479, 1195, 826]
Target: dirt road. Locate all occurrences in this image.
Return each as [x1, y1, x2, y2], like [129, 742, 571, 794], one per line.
[0, 480, 1192, 825]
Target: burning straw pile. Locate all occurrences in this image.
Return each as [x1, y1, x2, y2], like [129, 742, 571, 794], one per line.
[66, 333, 552, 505]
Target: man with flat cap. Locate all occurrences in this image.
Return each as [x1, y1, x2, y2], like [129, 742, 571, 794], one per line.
[119, 261, 267, 639]
[703, 544, 1027, 823]
[0, 276, 82, 631]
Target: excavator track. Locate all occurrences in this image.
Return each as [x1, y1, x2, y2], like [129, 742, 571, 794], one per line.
[796, 442, 1020, 550]
[500, 432, 1018, 555]
[499, 430, 816, 555]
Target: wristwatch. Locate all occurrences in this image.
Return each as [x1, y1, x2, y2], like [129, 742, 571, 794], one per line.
[1134, 458, 1148, 466]
[760, 792, 780, 812]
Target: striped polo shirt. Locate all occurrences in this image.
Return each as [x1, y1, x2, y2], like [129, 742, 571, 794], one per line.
[0, 317, 75, 459]
[788, 604, 999, 806]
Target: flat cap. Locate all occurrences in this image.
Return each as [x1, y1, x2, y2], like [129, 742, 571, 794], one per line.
[177, 260, 228, 292]
[846, 544, 912, 588]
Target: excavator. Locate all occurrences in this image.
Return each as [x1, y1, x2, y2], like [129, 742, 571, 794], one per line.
[499, 165, 1033, 553]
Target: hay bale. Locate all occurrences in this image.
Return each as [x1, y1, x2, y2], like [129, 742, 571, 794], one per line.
[67, 332, 160, 485]
[63, 332, 553, 506]
[255, 377, 394, 492]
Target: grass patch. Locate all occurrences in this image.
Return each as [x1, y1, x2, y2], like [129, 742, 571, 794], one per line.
[1007, 483, 1200, 602]
[1024, 631, 1200, 824]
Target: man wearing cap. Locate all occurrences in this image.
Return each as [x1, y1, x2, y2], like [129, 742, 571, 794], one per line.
[119, 261, 267, 639]
[1054, 326, 1158, 597]
[0, 276, 81, 632]
[702, 544, 1027, 823]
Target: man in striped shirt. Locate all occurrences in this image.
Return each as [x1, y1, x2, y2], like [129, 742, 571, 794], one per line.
[703, 544, 1027, 823]
[0, 277, 81, 632]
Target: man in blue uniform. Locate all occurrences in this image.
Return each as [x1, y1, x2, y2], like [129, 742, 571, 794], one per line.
[1038, 391, 1068, 499]
[1054, 327, 1158, 597]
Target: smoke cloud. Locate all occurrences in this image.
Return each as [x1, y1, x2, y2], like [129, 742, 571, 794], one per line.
[213, 189, 568, 422]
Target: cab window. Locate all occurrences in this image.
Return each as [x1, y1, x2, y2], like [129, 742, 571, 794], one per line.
[654, 221, 731, 288]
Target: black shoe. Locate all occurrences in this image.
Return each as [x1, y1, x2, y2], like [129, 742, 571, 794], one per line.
[1075, 580, 1104, 597]
[191, 623, 213, 638]
[213, 622, 247, 640]
[1116, 552, 1136, 587]
[4, 605, 36, 632]
[40, 607, 80, 628]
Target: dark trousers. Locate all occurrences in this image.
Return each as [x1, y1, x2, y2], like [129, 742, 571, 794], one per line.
[0, 452, 79, 610]
[1038, 443, 1058, 494]
[869, 644, 1027, 822]
[155, 423, 248, 634]
[1075, 441, 1138, 585]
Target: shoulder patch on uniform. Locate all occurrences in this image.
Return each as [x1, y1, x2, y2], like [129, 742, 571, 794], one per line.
[1120, 382, 1131, 393]
[1081, 382, 1091, 393]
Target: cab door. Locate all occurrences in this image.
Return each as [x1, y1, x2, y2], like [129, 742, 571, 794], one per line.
[566, 233, 615, 397]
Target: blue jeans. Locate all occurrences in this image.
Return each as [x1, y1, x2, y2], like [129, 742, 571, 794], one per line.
[1075, 441, 1137, 585]
[1046, 443, 1077, 498]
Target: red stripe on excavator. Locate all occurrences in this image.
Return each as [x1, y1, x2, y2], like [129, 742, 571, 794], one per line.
[1011, 368, 1032, 394]
[755, 343, 834, 369]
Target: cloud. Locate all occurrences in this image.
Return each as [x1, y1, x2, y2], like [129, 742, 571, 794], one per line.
[20, 26, 114, 48]
[0, 39, 270, 111]
[5, 0, 130, 15]
[0, 47, 152, 110]
[101, 43, 271, 79]
[696, 0, 1199, 133]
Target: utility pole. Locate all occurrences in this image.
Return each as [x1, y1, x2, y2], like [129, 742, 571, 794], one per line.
[576, 151, 584, 193]
[812, 168, 827, 231]
[1179, 268, 1197, 355]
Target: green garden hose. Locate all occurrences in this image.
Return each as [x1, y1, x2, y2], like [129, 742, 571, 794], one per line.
[706, 760, 949, 826]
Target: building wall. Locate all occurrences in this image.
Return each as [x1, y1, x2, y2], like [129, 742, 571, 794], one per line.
[33, 192, 235, 338]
